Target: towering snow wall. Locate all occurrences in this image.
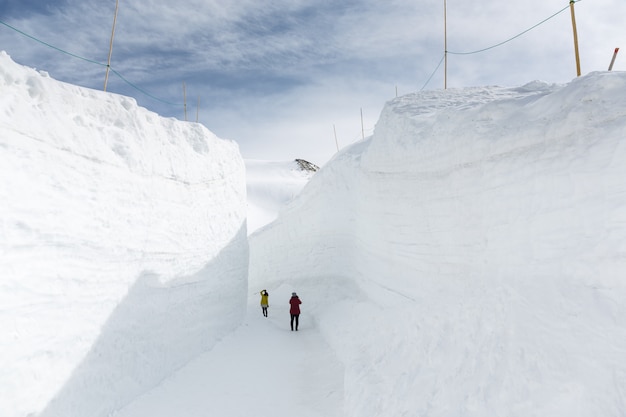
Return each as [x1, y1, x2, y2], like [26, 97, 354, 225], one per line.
[0, 52, 248, 417]
[250, 73, 626, 416]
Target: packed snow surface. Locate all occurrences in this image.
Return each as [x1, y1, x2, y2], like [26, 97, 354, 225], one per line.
[2, 50, 626, 417]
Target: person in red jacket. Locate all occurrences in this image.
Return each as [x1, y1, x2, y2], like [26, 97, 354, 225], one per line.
[289, 292, 302, 331]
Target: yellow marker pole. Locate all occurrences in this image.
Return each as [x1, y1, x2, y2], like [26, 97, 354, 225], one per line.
[570, 0, 581, 77]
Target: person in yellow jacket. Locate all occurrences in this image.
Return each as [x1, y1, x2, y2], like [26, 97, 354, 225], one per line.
[260, 290, 269, 317]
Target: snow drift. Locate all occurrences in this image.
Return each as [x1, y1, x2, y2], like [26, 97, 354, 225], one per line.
[250, 73, 626, 416]
[0, 51, 248, 417]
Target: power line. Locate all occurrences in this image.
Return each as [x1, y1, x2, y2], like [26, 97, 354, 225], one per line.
[0, 19, 105, 67]
[447, 3, 575, 55]
[420, 1, 583, 90]
[0, 18, 182, 107]
[420, 54, 445, 91]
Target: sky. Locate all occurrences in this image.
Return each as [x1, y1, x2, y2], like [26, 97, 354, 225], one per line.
[1, 0, 624, 165]
[2, 51, 626, 417]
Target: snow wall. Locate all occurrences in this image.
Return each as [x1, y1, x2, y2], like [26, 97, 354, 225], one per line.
[0, 52, 248, 417]
[250, 73, 626, 416]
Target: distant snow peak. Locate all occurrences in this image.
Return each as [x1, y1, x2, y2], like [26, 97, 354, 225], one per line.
[295, 159, 319, 172]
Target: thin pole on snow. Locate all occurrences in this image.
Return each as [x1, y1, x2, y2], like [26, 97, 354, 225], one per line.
[104, 0, 120, 91]
[569, 0, 581, 77]
[333, 124, 339, 152]
[444, 0, 448, 89]
[196, 96, 200, 122]
[183, 82, 187, 121]
[608, 47, 620, 71]
[360, 108, 365, 140]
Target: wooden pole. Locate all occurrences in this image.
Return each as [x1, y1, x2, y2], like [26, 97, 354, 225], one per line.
[608, 47, 620, 71]
[570, 0, 581, 77]
[444, 0, 448, 89]
[104, 0, 120, 91]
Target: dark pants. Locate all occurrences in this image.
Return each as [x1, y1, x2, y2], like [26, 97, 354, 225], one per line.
[290, 314, 299, 331]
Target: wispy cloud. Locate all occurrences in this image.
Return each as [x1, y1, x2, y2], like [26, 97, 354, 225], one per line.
[1, 0, 624, 164]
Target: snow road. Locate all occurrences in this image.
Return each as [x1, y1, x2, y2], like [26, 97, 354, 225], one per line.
[113, 285, 344, 417]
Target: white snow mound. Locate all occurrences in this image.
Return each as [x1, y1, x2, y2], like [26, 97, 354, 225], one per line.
[0, 51, 248, 417]
[250, 72, 626, 417]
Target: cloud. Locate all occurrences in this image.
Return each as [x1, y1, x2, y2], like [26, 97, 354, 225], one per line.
[1, 0, 624, 165]
[1, 0, 70, 17]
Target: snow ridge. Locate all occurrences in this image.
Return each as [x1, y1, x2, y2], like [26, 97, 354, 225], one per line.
[250, 72, 626, 417]
[0, 51, 248, 417]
